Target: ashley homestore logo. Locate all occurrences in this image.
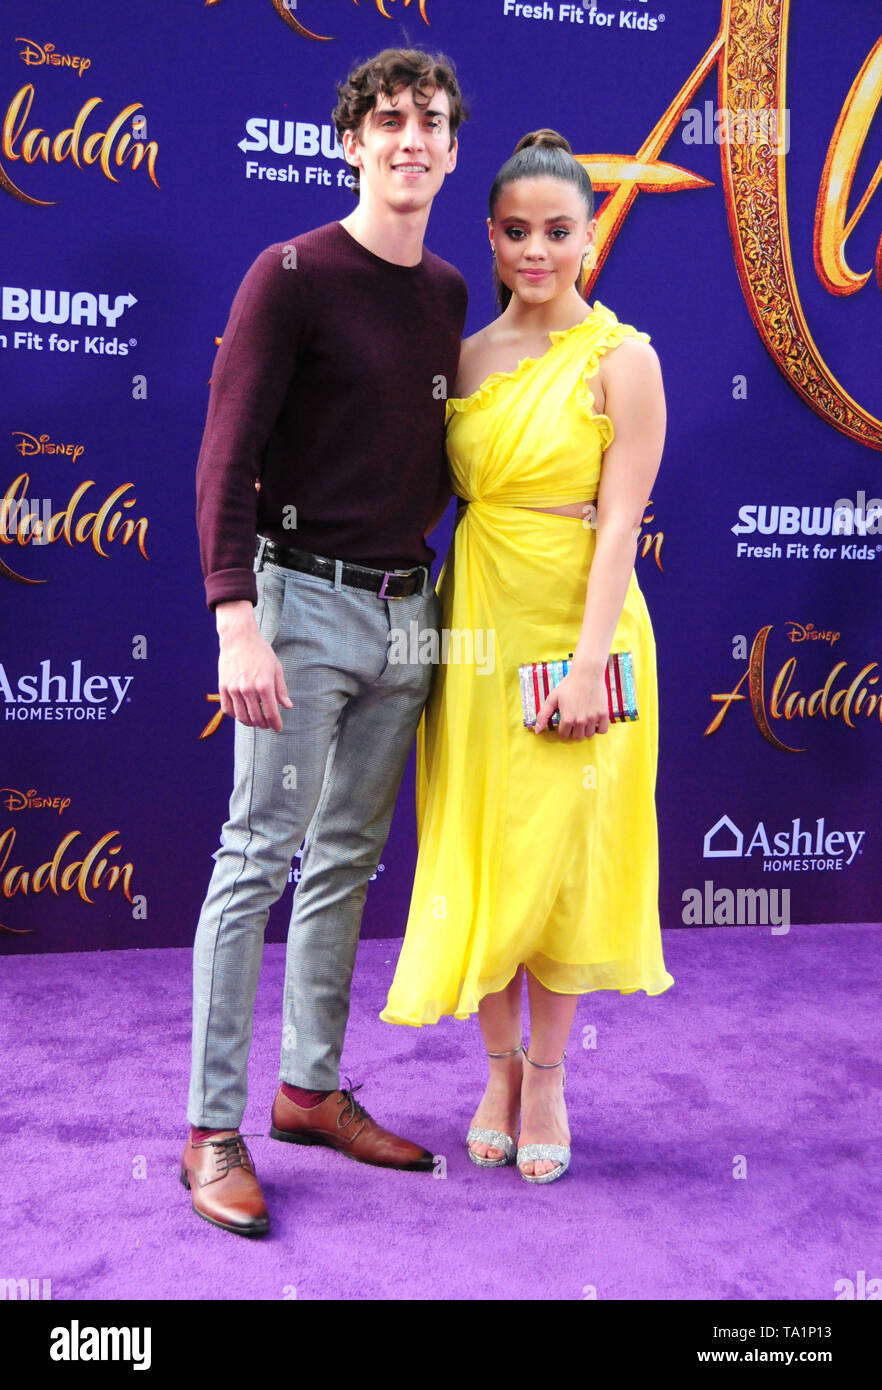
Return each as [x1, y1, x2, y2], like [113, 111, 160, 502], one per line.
[704, 815, 865, 870]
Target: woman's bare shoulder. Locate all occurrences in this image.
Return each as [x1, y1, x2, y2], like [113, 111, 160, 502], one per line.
[459, 322, 501, 358]
[602, 333, 660, 375]
[597, 332, 661, 395]
[453, 323, 505, 396]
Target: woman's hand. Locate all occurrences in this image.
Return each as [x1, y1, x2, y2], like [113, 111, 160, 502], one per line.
[534, 666, 609, 739]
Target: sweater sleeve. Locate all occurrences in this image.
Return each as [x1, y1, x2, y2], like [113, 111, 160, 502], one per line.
[195, 242, 309, 610]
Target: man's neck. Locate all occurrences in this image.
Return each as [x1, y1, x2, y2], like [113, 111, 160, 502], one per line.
[339, 198, 430, 268]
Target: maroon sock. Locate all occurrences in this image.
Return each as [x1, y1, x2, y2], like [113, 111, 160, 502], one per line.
[190, 1126, 232, 1144]
[281, 1082, 333, 1109]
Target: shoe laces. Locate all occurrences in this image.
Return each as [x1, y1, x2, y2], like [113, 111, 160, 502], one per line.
[337, 1079, 370, 1130]
[206, 1132, 259, 1176]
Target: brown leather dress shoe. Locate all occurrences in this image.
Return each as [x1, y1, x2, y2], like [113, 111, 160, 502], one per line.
[180, 1130, 270, 1237]
[270, 1082, 435, 1171]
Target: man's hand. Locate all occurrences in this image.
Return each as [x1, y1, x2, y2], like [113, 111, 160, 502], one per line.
[215, 600, 292, 731]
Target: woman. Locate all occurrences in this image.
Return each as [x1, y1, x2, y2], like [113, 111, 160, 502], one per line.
[380, 130, 674, 1182]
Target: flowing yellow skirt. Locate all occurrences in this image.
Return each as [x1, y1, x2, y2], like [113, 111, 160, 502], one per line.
[380, 501, 674, 1026]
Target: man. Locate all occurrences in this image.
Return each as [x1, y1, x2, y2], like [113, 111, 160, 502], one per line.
[181, 47, 468, 1236]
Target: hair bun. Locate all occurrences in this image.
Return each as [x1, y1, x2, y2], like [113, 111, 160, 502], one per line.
[512, 128, 573, 157]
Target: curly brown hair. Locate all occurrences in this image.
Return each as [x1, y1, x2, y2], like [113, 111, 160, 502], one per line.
[332, 47, 467, 196]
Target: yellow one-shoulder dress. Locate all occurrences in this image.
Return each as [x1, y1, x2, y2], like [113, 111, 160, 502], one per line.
[381, 302, 674, 1026]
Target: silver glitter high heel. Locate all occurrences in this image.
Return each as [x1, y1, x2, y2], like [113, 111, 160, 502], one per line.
[466, 1043, 523, 1168]
[517, 1050, 570, 1184]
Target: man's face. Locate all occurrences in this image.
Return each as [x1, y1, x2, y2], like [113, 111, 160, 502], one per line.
[343, 83, 457, 210]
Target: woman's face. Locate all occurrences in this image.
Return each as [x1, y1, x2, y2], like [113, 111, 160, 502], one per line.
[488, 176, 595, 308]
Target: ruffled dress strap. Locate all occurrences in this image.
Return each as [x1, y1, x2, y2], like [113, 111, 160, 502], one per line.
[445, 301, 651, 429]
[573, 302, 652, 450]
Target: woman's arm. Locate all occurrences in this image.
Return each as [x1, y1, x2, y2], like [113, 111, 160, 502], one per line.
[534, 335, 666, 738]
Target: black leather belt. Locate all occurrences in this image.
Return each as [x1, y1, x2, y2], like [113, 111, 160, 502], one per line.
[257, 537, 427, 599]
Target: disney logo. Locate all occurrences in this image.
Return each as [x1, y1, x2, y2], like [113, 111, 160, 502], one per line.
[785, 623, 840, 647]
[12, 432, 85, 464]
[16, 38, 91, 77]
[0, 787, 71, 814]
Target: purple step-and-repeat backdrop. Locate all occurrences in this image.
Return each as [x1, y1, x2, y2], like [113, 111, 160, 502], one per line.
[1, 0, 880, 952]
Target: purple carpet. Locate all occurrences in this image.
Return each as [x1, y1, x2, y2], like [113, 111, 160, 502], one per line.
[2, 925, 880, 1301]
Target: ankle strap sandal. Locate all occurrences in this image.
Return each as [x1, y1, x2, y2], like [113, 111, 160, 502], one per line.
[518, 1050, 570, 1185]
[466, 1043, 524, 1168]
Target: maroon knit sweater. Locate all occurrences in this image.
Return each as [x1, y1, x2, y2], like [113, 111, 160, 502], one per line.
[195, 220, 468, 610]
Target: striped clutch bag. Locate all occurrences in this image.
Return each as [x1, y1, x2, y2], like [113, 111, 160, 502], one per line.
[518, 651, 638, 728]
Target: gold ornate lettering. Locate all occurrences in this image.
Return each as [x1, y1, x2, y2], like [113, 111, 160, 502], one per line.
[204, 0, 430, 43]
[575, 5, 881, 448]
[719, 0, 881, 448]
[706, 626, 882, 750]
[0, 472, 150, 582]
[0, 826, 134, 934]
[814, 38, 882, 295]
[0, 84, 159, 206]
